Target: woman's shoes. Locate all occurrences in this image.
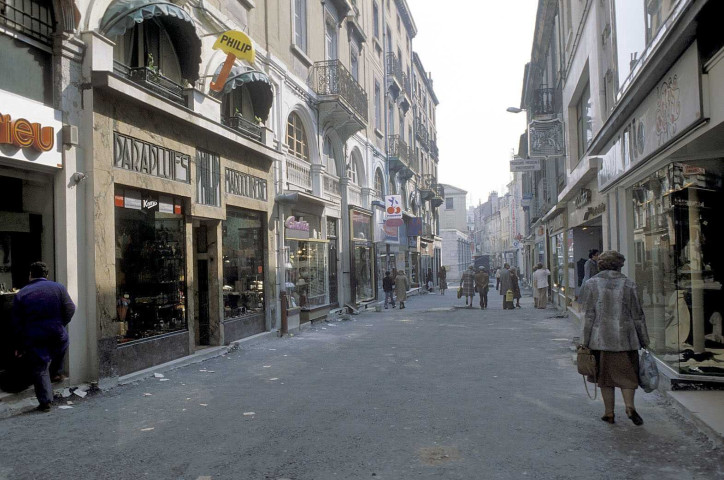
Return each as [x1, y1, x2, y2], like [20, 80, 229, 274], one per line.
[600, 414, 615, 424]
[626, 408, 644, 426]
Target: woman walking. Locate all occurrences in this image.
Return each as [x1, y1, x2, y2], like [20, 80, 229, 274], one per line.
[437, 267, 448, 295]
[460, 265, 476, 308]
[510, 267, 522, 308]
[475, 266, 489, 309]
[395, 270, 409, 309]
[580, 250, 649, 426]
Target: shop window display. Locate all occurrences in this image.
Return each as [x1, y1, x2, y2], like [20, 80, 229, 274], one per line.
[632, 161, 724, 375]
[222, 209, 264, 319]
[115, 189, 186, 342]
[351, 210, 374, 302]
[286, 240, 327, 308]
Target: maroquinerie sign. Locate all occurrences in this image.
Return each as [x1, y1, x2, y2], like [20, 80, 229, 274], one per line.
[225, 168, 268, 201]
[113, 132, 190, 183]
[598, 42, 702, 190]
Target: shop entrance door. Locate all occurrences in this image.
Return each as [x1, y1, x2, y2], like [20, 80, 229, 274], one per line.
[328, 240, 338, 306]
[197, 259, 210, 345]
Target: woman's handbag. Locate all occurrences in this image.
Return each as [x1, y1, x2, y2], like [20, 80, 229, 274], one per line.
[576, 345, 597, 399]
[457, 287, 462, 299]
[638, 348, 659, 393]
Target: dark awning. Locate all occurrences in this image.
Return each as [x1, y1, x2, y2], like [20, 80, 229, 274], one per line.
[99, 0, 201, 81]
[212, 64, 274, 122]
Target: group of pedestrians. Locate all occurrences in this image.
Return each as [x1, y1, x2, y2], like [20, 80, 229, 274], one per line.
[459, 264, 521, 309]
[382, 270, 410, 309]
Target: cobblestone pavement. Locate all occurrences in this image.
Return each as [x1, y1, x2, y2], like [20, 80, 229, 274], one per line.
[1, 292, 722, 480]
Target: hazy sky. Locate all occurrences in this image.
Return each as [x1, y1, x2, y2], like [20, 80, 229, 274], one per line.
[410, 1, 538, 207]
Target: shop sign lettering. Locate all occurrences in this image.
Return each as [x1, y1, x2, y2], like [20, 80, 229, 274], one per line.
[599, 43, 701, 191]
[142, 197, 159, 211]
[574, 189, 592, 209]
[225, 168, 267, 201]
[583, 203, 606, 221]
[285, 216, 309, 232]
[113, 132, 190, 183]
[0, 113, 54, 152]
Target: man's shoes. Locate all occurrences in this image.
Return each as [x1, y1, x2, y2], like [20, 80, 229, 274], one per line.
[36, 403, 51, 412]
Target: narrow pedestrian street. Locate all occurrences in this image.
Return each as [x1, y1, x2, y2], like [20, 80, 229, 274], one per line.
[1, 294, 721, 480]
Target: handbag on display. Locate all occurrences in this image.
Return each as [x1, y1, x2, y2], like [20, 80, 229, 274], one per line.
[576, 345, 597, 400]
[638, 348, 659, 393]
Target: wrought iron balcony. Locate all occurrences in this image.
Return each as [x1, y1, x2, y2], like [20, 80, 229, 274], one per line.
[431, 184, 444, 208]
[386, 53, 403, 97]
[388, 134, 410, 172]
[419, 174, 436, 201]
[309, 60, 368, 134]
[113, 62, 185, 106]
[430, 140, 439, 159]
[222, 115, 263, 142]
[532, 87, 559, 116]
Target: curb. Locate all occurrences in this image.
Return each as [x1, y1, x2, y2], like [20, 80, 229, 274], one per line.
[665, 391, 724, 448]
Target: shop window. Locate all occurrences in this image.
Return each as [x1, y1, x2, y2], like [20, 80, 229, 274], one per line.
[112, 19, 183, 85]
[115, 188, 186, 343]
[632, 161, 724, 376]
[351, 210, 374, 302]
[222, 209, 264, 319]
[286, 112, 309, 161]
[196, 150, 221, 207]
[285, 240, 327, 308]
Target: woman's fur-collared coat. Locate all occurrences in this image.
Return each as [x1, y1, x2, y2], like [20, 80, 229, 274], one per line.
[580, 270, 650, 351]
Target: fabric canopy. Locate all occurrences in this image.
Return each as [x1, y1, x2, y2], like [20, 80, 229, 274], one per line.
[99, 0, 201, 81]
[212, 64, 274, 122]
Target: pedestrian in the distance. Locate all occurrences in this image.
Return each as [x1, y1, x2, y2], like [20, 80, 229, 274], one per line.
[460, 265, 476, 308]
[11, 262, 76, 412]
[532, 263, 550, 309]
[426, 268, 434, 292]
[474, 266, 489, 309]
[395, 270, 409, 309]
[582, 249, 600, 286]
[510, 267, 522, 308]
[498, 263, 513, 309]
[437, 267, 448, 295]
[382, 271, 396, 309]
[495, 266, 501, 291]
[580, 250, 649, 426]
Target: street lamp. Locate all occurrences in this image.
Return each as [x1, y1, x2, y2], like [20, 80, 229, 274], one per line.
[506, 107, 524, 114]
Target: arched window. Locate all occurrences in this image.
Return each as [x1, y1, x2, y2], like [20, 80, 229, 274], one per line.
[112, 19, 183, 84]
[222, 85, 254, 123]
[323, 137, 337, 175]
[287, 113, 309, 161]
[374, 169, 384, 197]
[347, 159, 358, 185]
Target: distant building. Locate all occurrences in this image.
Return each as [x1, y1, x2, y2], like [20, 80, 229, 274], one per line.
[439, 184, 471, 281]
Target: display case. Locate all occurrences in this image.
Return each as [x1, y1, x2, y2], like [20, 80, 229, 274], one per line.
[222, 209, 265, 319]
[285, 240, 327, 308]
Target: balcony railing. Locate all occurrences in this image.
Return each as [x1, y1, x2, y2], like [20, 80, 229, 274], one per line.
[348, 184, 362, 207]
[222, 115, 263, 142]
[532, 87, 558, 116]
[388, 134, 410, 167]
[419, 174, 436, 200]
[286, 156, 312, 191]
[113, 62, 185, 106]
[310, 60, 368, 122]
[430, 140, 439, 159]
[402, 72, 412, 98]
[323, 173, 341, 201]
[431, 184, 444, 208]
[386, 52, 403, 86]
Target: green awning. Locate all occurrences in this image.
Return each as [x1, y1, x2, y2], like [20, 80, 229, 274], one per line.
[212, 65, 274, 122]
[99, 0, 201, 81]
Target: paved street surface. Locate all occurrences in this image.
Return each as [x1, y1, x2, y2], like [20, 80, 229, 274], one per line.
[1, 294, 722, 480]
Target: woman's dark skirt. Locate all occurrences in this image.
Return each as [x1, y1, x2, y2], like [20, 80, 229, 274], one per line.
[592, 350, 639, 389]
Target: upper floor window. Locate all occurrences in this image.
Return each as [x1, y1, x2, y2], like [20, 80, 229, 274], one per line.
[294, 0, 307, 52]
[348, 160, 359, 185]
[287, 112, 309, 161]
[323, 136, 337, 175]
[375, 169, 384, 197]
[325, 17, 337, 60]
[113, 19, 183, 84]
[372, 2, 380, 39]
[350, 44, 359, 81]
[396, 14, 401, 32]
[1, 0, 54, 44]
[374, 80, 382, 130]
[576, 83, 593, 159]
[446, 197, 454, 210]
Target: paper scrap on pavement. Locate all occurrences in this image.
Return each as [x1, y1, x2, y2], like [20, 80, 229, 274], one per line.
[243, 412, 255, 416]
[66, 401, 74, 405]
[199, 403, 208, 407]
[153, 373, 164, 378]
[269, 378, 278, 381]
[159, 378, 170, 382]
[140, 427, 154, 431]
[74, 390, 87, 398]
[58, 405, 73, 410]
[199, 369, 207, 372]
[206, 371, 215, 373]
[143, 393, 153, 396]
[61, 388, 72, 398]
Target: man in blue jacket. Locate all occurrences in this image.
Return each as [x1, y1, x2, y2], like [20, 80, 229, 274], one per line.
[11, 262, 76, 412]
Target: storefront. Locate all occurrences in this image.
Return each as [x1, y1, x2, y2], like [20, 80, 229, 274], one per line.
[0, 89, 64, 379]
[567, 186, 604, 299]
[546, 211, 568, 308]
[284, 213, 328, 310]
[350, 209, 374, 304]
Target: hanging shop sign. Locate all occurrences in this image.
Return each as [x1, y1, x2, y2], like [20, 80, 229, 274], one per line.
[528, 118, 565, 158]
[407, 217, 422, 237]
[510, 158, 541, 172]
[113, 132, 190, 183]
[598, 42, 702, 191]
[285, 215, 310, 240]
[0, 88, 62, 168]
[210, 30, 256, 92]
[225, 168, 268, 201]
[384, 195, 403, 227]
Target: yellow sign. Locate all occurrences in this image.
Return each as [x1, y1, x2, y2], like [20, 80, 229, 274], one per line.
[0, 113, 54, 152]
[210, 30, 255, 92]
